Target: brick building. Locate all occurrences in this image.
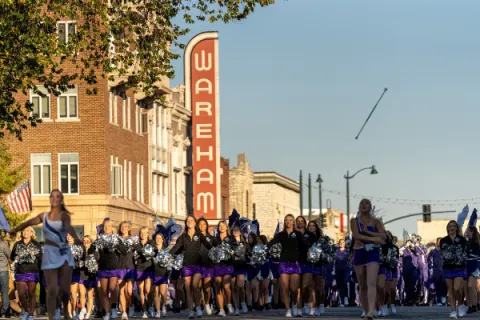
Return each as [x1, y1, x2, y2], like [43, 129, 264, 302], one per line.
[3, 20, 174, 238]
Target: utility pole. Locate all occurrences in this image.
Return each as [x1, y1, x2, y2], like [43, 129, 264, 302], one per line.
[299, 170, 303, 216]
[308, 173, 312, 221]
[316, 174, 323, 227]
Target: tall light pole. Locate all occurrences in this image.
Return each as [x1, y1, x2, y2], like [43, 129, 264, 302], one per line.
[308, 174, 312, 221]
[299, 170, 303, 216]
[316, 174, 323, 227]
[345, 165, 378, 234]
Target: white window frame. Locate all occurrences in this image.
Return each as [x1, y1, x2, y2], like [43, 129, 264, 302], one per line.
[122, 93, 127, 128]
[57, 85, 78, 119]
[127, 97, 131, 130]
[111, 156, 122, 196]
[58, 153, 80, 195]
[31, 153, 52, 196]
[123, 160, 127, 198]
[135, 102, 140, 134]
[57, 21, 76, 44]
[136, 163, 140, 201]
[109, 91, 114, 123]
[140, 165, 144, 203]
[30, 86, 51, 119]
[152, 174, 157, 211]
[128, 161, 132, 199]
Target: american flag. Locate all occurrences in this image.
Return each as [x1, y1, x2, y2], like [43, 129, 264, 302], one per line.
[6, 181, 31, 213]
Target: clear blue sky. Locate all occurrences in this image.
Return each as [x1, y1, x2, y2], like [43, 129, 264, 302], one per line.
[171, 0, 480, 238]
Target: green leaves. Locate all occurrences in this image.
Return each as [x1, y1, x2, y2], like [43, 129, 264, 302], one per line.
[0, 0, 274, 140]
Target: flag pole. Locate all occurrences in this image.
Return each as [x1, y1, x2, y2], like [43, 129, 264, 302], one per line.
[27, 179, 32, 212]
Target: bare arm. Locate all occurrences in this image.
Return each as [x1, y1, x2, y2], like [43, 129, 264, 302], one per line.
[10, 213, 43, 235]
[61, 212, 82, 245]
[363, 219, 387, 240]
[350, 218, 384, 245]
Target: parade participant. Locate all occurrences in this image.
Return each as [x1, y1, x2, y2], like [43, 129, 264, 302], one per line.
[350, 199, 386, 320]
[213, 220, 234, 316]
[230, 224, 250, 315]
[465, 225, 480, 313]
[118, 221, 136, 319]
[67, 233, 82, 319]
[256, 235, 272, 310]
[440, 220, 467, 319]
[10, 189, 82, 320]
[245, 233, 259, 311]
[78, 235, 98, 320]
[152, 233, 168, 318]
[308, 221, 326, 316]
[384, 232, 399, 315]
[169, 215, 212, 319]
[197, 218, 214, 315]
[134, 227, 154, 318]
[334, 238, 350, 308]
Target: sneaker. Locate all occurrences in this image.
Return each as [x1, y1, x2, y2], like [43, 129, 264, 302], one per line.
[308, 308, 315, 316]
[149, 307, 155, 318]
[21, 313, 29, 320]
[457, 307, 466, 318]
[188, 312, 195, 319]
[218, 309, 226, 317]
[340, 304, 345, 308]
[303, 306, 310, 315]
[204, 304, 212, 316]
[344, 297, 349, 306]
[161, 306, 167, 317]
[196, 307, 202, 318]
[361, 311, 365, 319]
[285, 310, 292, 318]
[450, 311, 458, 319]
[154, 312, 161, 319]
[292, 305, 298, 317]
[142, 312, 148, 319]
[442, 297, 447, 304]
[314, 308, 320, 316]
[241, 303, 248, 314]
[121, 312, 128, 320]
[85, 313, 91, 320]
[128, 307, 135, 319]
[234, 309, 239, 316]
[27, 317, 33, 320]
[103, 315, 111, 320]
[390, 305, 397, 314]
[111, 309, 118, 319]
[227, 305, 234, 315]
[319, 305, 325, 314]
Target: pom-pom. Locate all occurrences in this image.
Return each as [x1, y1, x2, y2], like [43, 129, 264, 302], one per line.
[269, 243, 282, 259]
[250, 244, 267, 266]
[85, 254, 98, 273]
[155, 249, 174, 269]
[172, 254, 184, 270]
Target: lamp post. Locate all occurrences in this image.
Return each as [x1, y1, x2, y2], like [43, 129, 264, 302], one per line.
[345, 165, 378, 234]
[316, 174, 323, 227]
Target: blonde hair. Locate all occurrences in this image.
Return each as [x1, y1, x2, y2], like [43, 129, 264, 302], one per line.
[21, 226, 37, 241]
[139, 227, 152, 241]
[103, 220, 116, 234]
[118, 221, 132, 236]
[83, 235, 94, 243]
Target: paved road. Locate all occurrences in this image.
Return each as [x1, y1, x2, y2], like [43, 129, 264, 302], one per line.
[18, 306, 477, 320]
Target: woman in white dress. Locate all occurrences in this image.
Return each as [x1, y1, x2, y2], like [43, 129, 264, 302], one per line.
[10, 189, 82, 320]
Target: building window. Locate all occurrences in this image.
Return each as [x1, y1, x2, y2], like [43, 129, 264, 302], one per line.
[141, 112, 148, 135]
[245, 191, 249, 217]
[30, 86, 50, 119]
[135, 102, 140, 134]
[162, 176, 168, 212]
[123, 160, 127, 198]
[152, 174, 157, 211]
[140, 165, 144, 203]
[111, 163, 122, 196]
[127, 97, 131, 130]
[222, 196, 227, 218]
[252, 203, 256, 220]
[174, 171, 179, 215]
[58, 153, 79, 195]
[136, 163, 140, 201]
[121, 92, 127, 128]
[31, 153, 52, 195]
[58, 85, 78, 119]
[109, 89, 118, 125]
[128, 161, 132, 199]
[57, 21, 76, 44]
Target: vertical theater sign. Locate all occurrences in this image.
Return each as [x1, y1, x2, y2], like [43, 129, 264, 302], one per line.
[185, 32, 221, 219]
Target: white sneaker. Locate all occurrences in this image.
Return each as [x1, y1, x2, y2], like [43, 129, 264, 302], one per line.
[390, 305, 397, 314]
[314, 308, 320, 316]
[27, 316, 33, 320]
[55, 309, 62, 320]
[234, 309, 239, 316]
[161, 306, 167, 317]
[308, 308, 315, 316]
[292, 304, 298, 317]
[188, 312, 195, 319]
[79, 309, 87, 320]
[154, 312, 161, 319]
[227, 304, 234, 315]
[241, 303, 248, 314]
[218, 309, 226, 317]
[21, 312, 29, 320]
[450, 311, 458, 319]
[196, 307, 203, 318]
[85, 313, 91, 320]
[285, 310, 292, 318]
[205, 304, 212, 316]
[103, 315, 111, 320]
[303, 305, 310, 315]
[319, 304, 325, 314]
[111, 309, 118, 319]
[121, 312, 128, 320]
[142, 312, 148, 319]
[457, 307, 465, 318]
[340, 304, 345, 308]
[442, 297, 447, 304]
[149, 307, 155, 318]
[361, 311, 366, 319]
[344, 297, 349, 306]
[128, 306, 135, 318]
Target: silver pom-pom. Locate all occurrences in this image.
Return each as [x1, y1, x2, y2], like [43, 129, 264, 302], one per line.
[96, 233, 121, 252]
[250, 244, 267, 266]
[155, 249, 174, 269]
[85, 254, 98, 273]
[123, 236, 139, 252]
[172, 254, 184, 270]
[307, 242, 322, 263]
[143, 244, 155, 260]
[208, 247, 224, 264]
[269, 243, 282, 259]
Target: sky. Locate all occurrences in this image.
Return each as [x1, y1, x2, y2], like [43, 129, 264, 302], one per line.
[170, 0, 480, 237]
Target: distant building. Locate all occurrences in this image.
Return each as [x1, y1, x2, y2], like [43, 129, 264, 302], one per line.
[417, 218, 451, 244]
[303, 208, 347, 242]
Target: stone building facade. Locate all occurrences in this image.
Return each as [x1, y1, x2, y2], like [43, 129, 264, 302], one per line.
[305, 208, 347, 242]
[229, 154, 254, 219]
[252, 172, 300, 237]
[220, 157, 230, 220]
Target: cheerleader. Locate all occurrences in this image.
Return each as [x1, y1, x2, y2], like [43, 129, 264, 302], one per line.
[377, 230, 396, 316]
[308, 221, 325, 315]
[10, 227, 41, 320]
[334, 238, 350, 308]
[9, 189, 81, 320]
[268, 214, 313, 318]
[245, 233, 258, 311]
[67, 234, 81, 319]
[78, 236, 98, 320]
[295, 216, 317, 316]
[134, 227, 154, 318]
[97, 219, 127, 320]
[384, 232, 399, 315]
[118, 221, 136, 319]
[350, 199, 386, 320]
[440, 220, 468, 319]
[169, 215, 212, 319]
[230, 224, 250, 315]
[213, 221, 234, 316]
[197, 218, 215, 315]
[153, 233, 168, 318]
[255, 235, 272, 310]
[465, 225, 480, 313]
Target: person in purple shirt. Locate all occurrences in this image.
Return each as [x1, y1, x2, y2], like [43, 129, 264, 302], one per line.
[334, 239, 350, 307]
[427, 237, 446, 306]
[402, 241, 419, 305]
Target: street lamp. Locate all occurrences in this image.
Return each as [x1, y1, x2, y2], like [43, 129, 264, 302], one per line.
[344, 165, 378, 234]
[316, 174, 323, 227]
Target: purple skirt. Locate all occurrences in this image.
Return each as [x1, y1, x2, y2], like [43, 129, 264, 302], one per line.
[153, 276, 168, 286]
[385, 271, 393, 281]
[444, 267, 466, 279]
[72, 272, 81, 283]
[118, 269, 137, 281]
[136, 271, 153, 281]
[16, 272, 40, 283]
[79, 279, 97, 288]
[233, 268, 247, 277]
[202, 267, 214, 279]
[392, 270, 398, 279]
[300, 263, 314, 274]
[98, 269, 120, 279]
[214, 265, 234, 277]
[313, 265, 325, 277]
[247, 267, 260, 280]
[278, 262, 301, 275]
[182, 265, 201, 278]
[352, 247, 381, 267]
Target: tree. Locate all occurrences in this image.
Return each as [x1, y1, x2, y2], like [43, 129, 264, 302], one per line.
[0, 142, 29, 229]
[0, 0, 275, 140]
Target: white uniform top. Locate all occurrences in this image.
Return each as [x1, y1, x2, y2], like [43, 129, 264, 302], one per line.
[41, 212, 75, 270]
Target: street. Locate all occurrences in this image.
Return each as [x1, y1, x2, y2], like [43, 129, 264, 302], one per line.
[14, 307, 475, 320]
